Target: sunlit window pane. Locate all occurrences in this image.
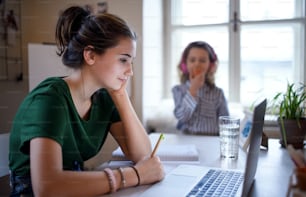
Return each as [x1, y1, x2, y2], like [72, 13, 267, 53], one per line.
[241, 0, 298, 21]
[172, 0, 229, 25]
[240, 25, 296, 106]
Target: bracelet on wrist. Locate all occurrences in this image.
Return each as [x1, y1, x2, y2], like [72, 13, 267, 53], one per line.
[118, 167, 126, 188]
[103, 168, 117, 193]
[131, 166, 140, 186]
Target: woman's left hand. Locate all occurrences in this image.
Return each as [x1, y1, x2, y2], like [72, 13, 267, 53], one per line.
[108, 79, 129, 99]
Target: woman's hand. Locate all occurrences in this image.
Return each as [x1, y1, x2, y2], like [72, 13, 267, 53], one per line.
[134, 156, 165, 185]
[108, 79, 129, 99]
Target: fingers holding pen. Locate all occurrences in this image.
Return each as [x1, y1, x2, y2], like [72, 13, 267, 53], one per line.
[135, 156, 165, 185]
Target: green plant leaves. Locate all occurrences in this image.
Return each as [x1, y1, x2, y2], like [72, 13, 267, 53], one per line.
[271, 82, 306, 147]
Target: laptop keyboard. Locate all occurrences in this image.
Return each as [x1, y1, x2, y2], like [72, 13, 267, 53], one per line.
[186, 169, 244, 197]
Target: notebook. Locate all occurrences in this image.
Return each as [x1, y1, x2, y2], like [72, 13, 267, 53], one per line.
[112, 143, 199, 163]
[140, 99, 267, 197]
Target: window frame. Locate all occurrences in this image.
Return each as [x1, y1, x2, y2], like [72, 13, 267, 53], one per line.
[163, 0, 306, 105]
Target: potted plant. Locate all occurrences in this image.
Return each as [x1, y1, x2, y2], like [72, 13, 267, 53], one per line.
[271, 82, 306, 149]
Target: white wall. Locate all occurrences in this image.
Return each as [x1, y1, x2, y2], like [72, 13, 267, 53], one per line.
[28, 44, 72, 91]
[143, 0, 168, 128]
[108, 0, 144, 121]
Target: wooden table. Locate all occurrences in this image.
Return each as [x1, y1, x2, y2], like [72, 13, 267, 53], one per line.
[104, 133, 297, 197]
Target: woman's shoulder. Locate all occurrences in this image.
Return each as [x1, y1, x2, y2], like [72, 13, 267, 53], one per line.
[28, 77, 70, 101]
[172, 82, 189, 92]
[202, 85, 226, 99]
[39, 76, 66, 85]
[206, 84, 224, 92]
[33, 77, 68, 93]
[214, 85, 224, 92]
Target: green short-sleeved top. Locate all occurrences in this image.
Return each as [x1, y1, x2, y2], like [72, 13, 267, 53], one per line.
[9, 77, 120, 175]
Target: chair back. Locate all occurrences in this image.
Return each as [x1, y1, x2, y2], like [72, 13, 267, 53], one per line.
[0, 132, 11, 195]
[0, 133, 9, 177]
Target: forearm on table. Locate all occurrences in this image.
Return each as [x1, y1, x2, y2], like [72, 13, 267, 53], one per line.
[32, 167, 139, 196]
[111, 92, 151, 161]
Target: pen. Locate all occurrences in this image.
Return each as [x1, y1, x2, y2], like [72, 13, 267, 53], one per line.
[150, 133, 164, 158]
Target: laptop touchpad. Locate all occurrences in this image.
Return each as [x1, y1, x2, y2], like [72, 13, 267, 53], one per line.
[140, 174, 197, 196]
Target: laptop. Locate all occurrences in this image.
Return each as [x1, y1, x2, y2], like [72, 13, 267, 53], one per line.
[140, 99, 267, 197]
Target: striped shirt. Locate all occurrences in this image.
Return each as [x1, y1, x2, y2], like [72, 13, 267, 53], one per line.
[172, 81, 229, 135]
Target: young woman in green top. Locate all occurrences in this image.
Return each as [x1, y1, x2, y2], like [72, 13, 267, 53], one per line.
[9, 5, 164, 196]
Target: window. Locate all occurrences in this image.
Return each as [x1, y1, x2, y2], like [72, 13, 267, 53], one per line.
[164, 0, 305, 107]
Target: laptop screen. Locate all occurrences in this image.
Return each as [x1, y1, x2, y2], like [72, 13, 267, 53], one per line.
[241, 99, 267, 196]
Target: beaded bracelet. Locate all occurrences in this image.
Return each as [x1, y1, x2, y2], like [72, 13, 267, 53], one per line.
[131, 166, 140, 186]
[118, 167, 126, 188]
[103, 168, 117, 193]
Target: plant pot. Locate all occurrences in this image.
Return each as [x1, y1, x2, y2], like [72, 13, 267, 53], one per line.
[278, 118, 306, 149]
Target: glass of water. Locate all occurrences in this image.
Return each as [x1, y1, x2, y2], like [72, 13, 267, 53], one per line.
[219, 116, 240, 160]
